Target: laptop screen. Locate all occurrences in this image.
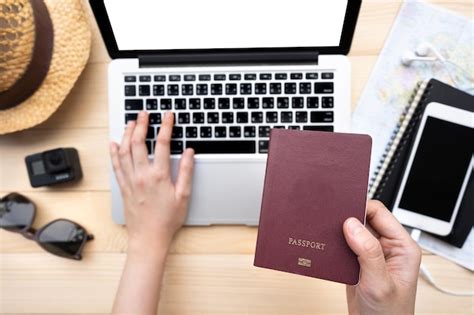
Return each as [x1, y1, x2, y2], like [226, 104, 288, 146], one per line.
[104, 0, 348, 51]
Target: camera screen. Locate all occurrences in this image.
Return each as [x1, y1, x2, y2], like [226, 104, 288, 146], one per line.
[399, 117, 473, 222]
[31, 160, 46, 176]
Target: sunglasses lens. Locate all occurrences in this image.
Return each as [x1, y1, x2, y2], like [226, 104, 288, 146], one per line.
[0, 193, 35, 231]
[37, 220, 87, 259]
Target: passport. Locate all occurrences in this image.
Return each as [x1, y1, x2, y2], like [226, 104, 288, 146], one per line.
[254, 129, 372, 285]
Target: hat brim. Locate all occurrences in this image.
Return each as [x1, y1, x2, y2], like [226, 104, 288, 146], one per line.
[0, 0, 91, 135]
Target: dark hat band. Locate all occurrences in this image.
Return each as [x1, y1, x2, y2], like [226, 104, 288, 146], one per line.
[0, 0, 54, 110]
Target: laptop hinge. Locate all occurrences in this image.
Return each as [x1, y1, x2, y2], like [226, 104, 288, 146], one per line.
[139, 51, 319, 67]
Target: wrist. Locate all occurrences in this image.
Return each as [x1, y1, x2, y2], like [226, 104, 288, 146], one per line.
[127, 235, 171, 261]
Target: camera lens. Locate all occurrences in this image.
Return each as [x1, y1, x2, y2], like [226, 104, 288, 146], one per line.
[42, 149, 68, 173]
[48, 152, 63, 166]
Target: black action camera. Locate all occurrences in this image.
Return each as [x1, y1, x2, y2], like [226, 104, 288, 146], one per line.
[25, 148, 83, 187]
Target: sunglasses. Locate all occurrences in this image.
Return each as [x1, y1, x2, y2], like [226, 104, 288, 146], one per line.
[0, 193, 93, 260]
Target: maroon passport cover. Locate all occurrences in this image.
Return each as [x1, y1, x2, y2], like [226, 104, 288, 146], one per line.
[254, 129, 372, 285]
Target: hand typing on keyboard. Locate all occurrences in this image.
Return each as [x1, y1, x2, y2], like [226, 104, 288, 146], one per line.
[110, 111, 195, 314]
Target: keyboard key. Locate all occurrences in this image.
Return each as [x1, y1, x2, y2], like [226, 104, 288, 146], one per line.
[322, 97, 334, 108]
[275, 73, 288, 80]
[244, 73, 257, 80]
[199, 74, 211, 81]
[229, 126, 241, 138]
[306, 73, 318, 80]
[290, 73, 303, 80]
[218, 98, 230, 109]
[214, 127, 226, 138]
[171, 141, 184, 154]
[189, 98, 201, 110]
[303, 125, 334, 132]
[139, 75, 151, 82]
[233, 98, 244, 109]
[125, 76, 136, 82]
[153, 84, 165, 96]
[200, 126, 212, 138]
[207, 112, 219, 124]
[277, 97, 289, 108]
[240, 83, 252, 95]
[161, 99, 172, 110]
[196, 84, 208, 95]
[259, 126, 270, 137]
[260, 73, 272, 80]
[310, 111, 334, 123]
[184, 74, 196, 81]
[255, 83, 267, 94]
[270, 83, 281, 94]
[172, 126, 183, 138]
[125, 113, 138, 123]
[299, 82, 311, 94]
[168, 84, 179, 96]
[124, 85, 136, 96]
[314, 82, 334, 94]
[214, 74, 226, 81]
[244, 126, 256, 138]
[182, 84, 194, 95]
[186, 127, 198, 138]
[262, 97, 274, 109]
[211, 83, 223, 95]
[251, 112, 263, 123]
[204, 98, 216, 109]
[236, 112, 248, 123]
[144, 141, 152, 155]
[289, 125, 300, 130]
[248, 98, 259, 109]
[178, 112, 190, 124]
[307, 97, 319, 108]
[154, 75, 166, 82]
[169, 75, 181, 82]
[292, 97, 304, 108]
[322, 72, 334, 79]
[125, 99, 143, 111]
[284, 83, 297, 94]
[266, 111, 278, 123]
[146, 99, 158, 110]
[139, 85, 150, 96]
[149, 113, 161, 124]
[281, 111, 293, 123]
[186, 140, 255, 154]
[226, 83, 237, 95]
[193, 112, 205, 124]
[259, 140, 269, 153]
[229, 74, 241, 80]
[222, 112, 234, 124]
[273, 125, 285, 129]
[175, 98, 186, 110]
[296, 111, 308, 123]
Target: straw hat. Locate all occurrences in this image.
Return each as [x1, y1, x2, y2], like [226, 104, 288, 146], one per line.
[0, 0, 91, 134]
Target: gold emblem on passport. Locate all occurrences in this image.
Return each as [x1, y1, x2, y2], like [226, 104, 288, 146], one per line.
[298, 258, 311, 267]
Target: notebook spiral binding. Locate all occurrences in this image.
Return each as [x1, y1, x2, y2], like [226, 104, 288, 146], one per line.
[368, 79, 432, 199]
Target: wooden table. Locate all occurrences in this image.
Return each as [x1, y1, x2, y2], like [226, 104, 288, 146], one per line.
[1, 1, 473, 314]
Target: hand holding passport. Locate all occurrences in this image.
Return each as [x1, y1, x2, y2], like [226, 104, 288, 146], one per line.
[254, 129, 372, 285]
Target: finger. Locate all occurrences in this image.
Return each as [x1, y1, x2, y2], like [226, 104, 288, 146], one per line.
[131, 111, 150, 171]
[366, 200, 411, 241]
[343, 217, 390, 286]
[153, 112, 173, 173]
[119, 120, 136, 180]
[175, 148, 195, 199]
[110, 142, 129, 192]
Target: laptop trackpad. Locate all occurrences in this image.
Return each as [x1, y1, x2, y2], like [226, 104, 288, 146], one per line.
[171, 157, 266, 226]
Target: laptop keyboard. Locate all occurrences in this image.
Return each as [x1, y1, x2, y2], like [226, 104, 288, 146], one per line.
[123, 71, 335, 155]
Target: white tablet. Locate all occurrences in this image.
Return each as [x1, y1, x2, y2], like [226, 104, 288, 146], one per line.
[392, 102, 473, 236]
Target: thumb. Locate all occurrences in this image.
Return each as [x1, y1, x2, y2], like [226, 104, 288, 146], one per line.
[343, 217, 390, 286]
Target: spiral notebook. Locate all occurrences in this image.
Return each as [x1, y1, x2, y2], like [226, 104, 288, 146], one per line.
[369, 78, 474, 248]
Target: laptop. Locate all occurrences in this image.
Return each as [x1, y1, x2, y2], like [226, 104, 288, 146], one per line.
[90, 0, 361, 225]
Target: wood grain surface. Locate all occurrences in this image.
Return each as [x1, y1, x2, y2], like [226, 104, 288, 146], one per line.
[1, 0, 473, 314]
